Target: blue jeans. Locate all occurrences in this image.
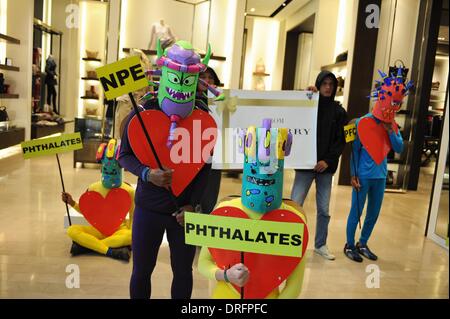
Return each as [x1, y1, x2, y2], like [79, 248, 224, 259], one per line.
[291, 171, 333, 249]
[346, 178, 385, 247]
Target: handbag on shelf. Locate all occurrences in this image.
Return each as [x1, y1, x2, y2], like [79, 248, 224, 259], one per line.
[0, 106, 9, 122]
[389, 60, 409, 82]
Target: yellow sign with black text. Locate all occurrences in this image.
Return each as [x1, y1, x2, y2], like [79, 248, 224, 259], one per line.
[21, 132, 83, 159]
[184, 212, 305, 257]
[344, 123, 357, 143]
[96, 56, 148, 100]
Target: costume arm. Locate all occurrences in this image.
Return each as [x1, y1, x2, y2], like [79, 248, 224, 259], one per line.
[118, 112, 149, 179]
[278, 255, 307, 299]
[198, 246, 220, 280]
[72, 202, 81, 214]
[389, 130, 403, 154]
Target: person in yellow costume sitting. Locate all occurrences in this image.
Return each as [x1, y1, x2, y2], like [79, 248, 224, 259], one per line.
[61, 139, 135, 261]
[198, 119, 309, 298]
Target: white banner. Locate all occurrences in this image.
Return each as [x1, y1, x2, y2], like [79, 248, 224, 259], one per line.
[210, 90, 318, 169]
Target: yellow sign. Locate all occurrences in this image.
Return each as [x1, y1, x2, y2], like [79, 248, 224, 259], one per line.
[21, 132, 83, 159]
[184, 212, 305, 257]
[344, 123, 357, 143]
[96, 56, 148, 100]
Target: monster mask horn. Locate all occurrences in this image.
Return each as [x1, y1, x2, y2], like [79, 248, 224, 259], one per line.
[238, 119, 293, 213]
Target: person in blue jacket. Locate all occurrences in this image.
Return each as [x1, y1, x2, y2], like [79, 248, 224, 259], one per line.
[344, 68, 413, 262]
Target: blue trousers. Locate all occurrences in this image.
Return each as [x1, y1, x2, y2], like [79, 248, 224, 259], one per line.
[346, 178, 385, 247]
[291, 171, 333, 249]
[129, 205, 196, 299]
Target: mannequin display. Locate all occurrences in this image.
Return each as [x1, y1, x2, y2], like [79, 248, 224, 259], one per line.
[61, 139, 135, 262]
[148, 19, 176, 50]
[198, 119, 309, 299]
[45, 54, 58, 114]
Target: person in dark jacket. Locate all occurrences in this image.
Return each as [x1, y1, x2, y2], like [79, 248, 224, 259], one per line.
[290, 70, 348, 260]
[119, 40, 214, 299]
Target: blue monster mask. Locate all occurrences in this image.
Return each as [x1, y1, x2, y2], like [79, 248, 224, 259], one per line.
[96, 139, 122, 189]
[239, 119, 293, 213]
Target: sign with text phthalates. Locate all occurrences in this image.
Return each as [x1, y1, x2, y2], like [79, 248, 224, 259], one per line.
[184, 212, 305, 257]
[21, 132, 83, 159]
[210, 90, 318, 169]
[96, 55, 148, 100]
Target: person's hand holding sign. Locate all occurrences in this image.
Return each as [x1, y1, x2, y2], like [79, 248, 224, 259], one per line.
[61, 192, 76, 207]
[147, 167, 173, 188]
[172, 204, 193, 227]
[216, 263, 250, 287]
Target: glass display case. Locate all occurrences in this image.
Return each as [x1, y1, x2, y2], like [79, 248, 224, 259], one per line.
[73, 116, 112, 167]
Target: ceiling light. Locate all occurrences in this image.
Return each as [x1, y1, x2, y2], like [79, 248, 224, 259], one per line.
[250, 7, 255, 12]
[282, 2, 286, 6]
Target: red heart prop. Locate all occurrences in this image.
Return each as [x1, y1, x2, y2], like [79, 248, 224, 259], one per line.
[208, 206, 309, 299]
[128, 109, 217, 196]
[79, 188, 132, 236]
[358, 117, 392, 165]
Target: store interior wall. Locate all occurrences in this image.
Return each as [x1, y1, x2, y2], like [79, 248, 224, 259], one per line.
[51, 0, 80, 120]
[2, 0, 34, 140]
[77, 0, 107, 118]
[118, 0, 245, 89]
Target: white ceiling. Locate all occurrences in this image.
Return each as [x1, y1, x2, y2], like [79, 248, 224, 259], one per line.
[246, 0, 287, 17]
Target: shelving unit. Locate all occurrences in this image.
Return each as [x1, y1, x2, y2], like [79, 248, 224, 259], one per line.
[81, 77, 99, 81]
[80, 96, 99, 100]
[122, 48, 227, 61]
[0, 94, 19, 99]
[82, 57, 102, 62]
[0, 64, 20, 72]
[0, 33, 21, 44]
[0, 31, 25, 150]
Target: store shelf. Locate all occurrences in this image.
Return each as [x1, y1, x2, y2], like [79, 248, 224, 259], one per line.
[0, 94, 19, 99]
[122, 48, 227, 61]
[0, 127, 25, 150]
[81, 77, 99, 81]
[430, 99, 446, 103]
[387, 159, 404, 164]
[253, 72, 270, 76]
[34, 18, 63, 35]
[0, 33, 20, 44]
[81, 96, 99, 100]
[82, 58, 102, 62]
[321, 61, 347, 70]
[0, 64, 20, 72]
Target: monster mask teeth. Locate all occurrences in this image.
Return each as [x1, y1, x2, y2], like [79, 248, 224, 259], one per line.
[166, 87, 192, 101]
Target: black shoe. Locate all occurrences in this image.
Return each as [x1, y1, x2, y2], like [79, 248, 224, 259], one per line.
[70, 241, 92, 256]
[356, 242, 378, 260]
[108, 247, 131, 262]
[344, 244, 363, 262]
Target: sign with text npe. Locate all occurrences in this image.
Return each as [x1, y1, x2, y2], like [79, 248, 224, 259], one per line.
[96, 55, 148, 100]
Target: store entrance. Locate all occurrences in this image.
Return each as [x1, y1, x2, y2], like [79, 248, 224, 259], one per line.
[281, 14, 315, 90]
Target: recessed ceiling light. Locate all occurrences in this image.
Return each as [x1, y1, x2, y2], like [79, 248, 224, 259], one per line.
[282, 2, 287, 6]
[250, 8, 255, 12]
